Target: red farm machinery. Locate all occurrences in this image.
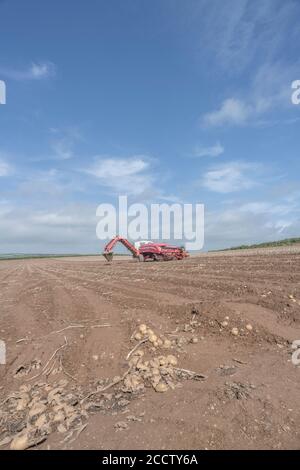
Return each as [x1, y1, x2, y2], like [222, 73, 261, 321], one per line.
[102, 236, 189, 262]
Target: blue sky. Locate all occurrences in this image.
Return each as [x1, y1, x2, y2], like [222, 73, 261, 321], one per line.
[0, 0, 299, 253]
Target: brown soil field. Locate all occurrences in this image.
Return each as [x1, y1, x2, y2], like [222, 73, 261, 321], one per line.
[0, 246, 300, 450]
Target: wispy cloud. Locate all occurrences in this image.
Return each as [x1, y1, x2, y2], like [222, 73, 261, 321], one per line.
[0, 62, 55, 81]
[202, 99, 251, 127]
[187, 0, 300, 73]
[201, 60, 299, 127]
[17, 167, 88, 200]
[50, 127, 83, 160]
[205, 194, 300, 250]
[202, 161, 259, 193]
[237, 202, 295, 216]
[193, 142, 224, 158]
[0, 200, 12, 217]
[84, 156, 153, 195]
[29, 128, 83, 162]
[191, 0, 300, 128]
[0, 203, 99, 253]
[0, 157, 12, 176]
[51, 140, 73, 160]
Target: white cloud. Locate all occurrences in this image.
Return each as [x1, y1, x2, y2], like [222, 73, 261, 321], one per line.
[50, 127, 83, 160]
[84, 156, 153, 195]
[205, 198, 300, 250]
[0, 200, 12, 217]
[201, 60, 299, 127]
[51, 139, 73, 160]
[202, 161, 258, 193]
[0, 158, 12, 176]
[31, 211, 86, 227]
[0, 203, 99, 253]
[87, 158, 148, 179]
[29, 128, 83, 162]
[193, 142, 224, 158]
[29, 63, 53, 79]
[238, 202, 293, 216]
[17, 168, 88, 200]
[202, 98, 251, 127]
[0, 62, 55, 81]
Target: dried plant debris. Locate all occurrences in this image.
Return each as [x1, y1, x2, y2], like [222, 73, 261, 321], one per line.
[1, 324, 207, 449]
[224, 381, 256, 400]
[14, 360, 42, 378]
[83, 324, 206, 403]
[122, 324, 206, 394]
[0, 379, 87, 450]
[82, 391, 132, 414]
[216, 365, 237, 377]
[114, 421, 129, 431]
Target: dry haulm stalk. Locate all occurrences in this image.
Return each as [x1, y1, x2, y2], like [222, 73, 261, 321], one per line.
[59, 356, 77, 382]
[16, 337, 29, 344]
[66, 423, 88, 445]
[80, 366, 133, 403]
[126, 337, 149, 360]
[17, 323, 112, 343]
[173, 367, 207, 380]
[27, 336, 68, 382]
[51, 323, 111, 334]
[82, 324, 207, 402]
[0, 322, 209, 449]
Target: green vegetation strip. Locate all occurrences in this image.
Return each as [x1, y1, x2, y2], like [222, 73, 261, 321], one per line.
[212, 237, 300, 252]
